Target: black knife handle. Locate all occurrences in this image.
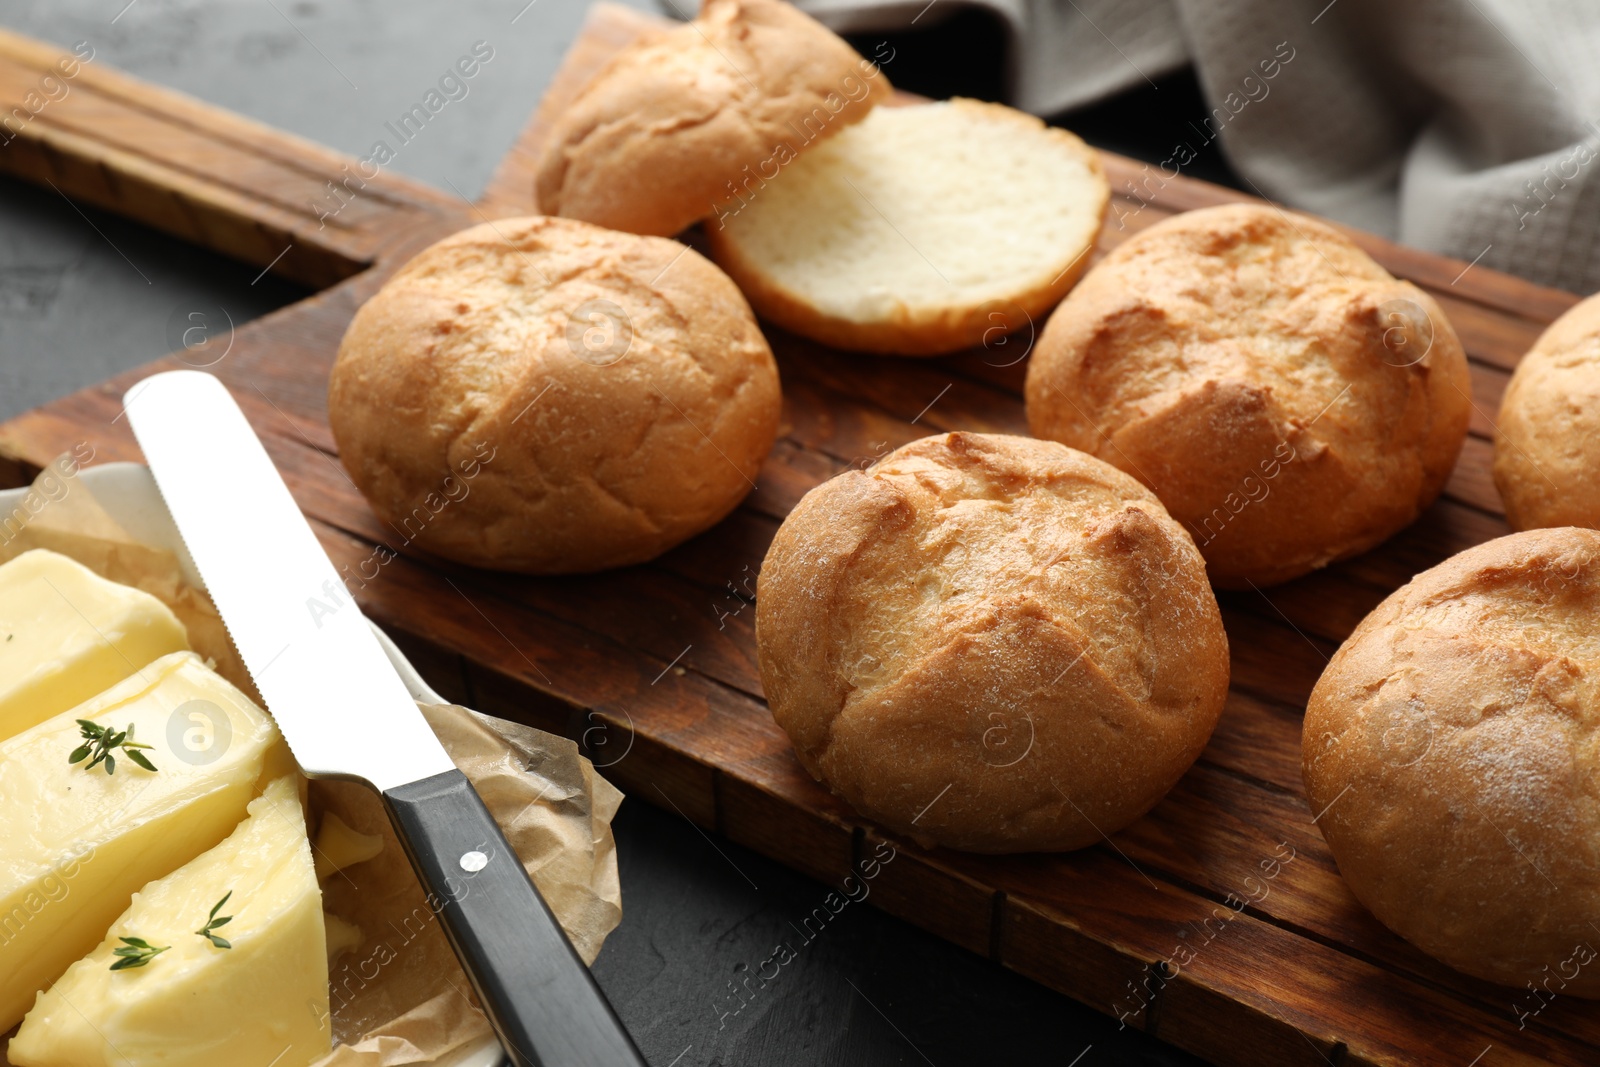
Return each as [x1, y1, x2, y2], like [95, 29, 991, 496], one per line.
[382, 769, 646, 1067]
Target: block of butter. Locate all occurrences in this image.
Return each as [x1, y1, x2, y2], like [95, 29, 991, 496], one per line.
[11, 775, 331, 1067]
[0, 650, 284, 1031]
[0, 548, 190, 743]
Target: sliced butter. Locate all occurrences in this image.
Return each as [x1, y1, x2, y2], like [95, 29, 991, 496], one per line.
[11, 775, 331, 1067]
[0, 650, 283, 1031]
[0, 548, 190, 743]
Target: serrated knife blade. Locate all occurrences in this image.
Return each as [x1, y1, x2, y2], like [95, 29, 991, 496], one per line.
[126, 369, 452, 792]
[126, 369, 645, 1067]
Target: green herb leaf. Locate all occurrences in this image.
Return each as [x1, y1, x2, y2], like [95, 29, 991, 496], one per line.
[109, 936, 169, 971]
[71, 720, 158, 776]
[196, 891, 234, 950]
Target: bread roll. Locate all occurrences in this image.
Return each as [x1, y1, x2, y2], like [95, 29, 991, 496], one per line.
[756, 432, 1228, 853]
[1025, 203, 1471, 588]
[707, 99, 1109, 356]
[329, 216, 780, 574]
[1304, 528, 1600, 995]
[535, 0, 890, 238]
[1494, 290, 1600, 530]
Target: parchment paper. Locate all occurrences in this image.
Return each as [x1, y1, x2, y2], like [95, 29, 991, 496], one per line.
[0, 457, 623, 1066]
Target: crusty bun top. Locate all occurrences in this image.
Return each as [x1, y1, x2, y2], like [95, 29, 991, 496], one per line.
[328, 216, 780, 575]
[1025, 203, 1471, 588]
[1305, 527, 1600, 994]
[535, 0, 891, 238]
[1494, 289, 1600, 531]
[756, 432, 1229, 853]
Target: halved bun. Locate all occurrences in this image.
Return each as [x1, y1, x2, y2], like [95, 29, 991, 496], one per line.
[706, 99, 1109, 356]
[535, 0, 890, 237]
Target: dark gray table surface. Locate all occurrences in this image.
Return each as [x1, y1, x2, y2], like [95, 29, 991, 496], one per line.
[0, 3, 1230, 1063]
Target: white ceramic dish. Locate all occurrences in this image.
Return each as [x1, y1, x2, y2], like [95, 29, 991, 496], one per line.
[0, 462, 505, 1067]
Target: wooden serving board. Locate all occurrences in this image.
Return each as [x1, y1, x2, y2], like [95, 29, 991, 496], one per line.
[0, 8, 1589, 1065]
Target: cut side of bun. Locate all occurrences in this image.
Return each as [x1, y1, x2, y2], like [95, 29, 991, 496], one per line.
[706, 99, 1109, 356]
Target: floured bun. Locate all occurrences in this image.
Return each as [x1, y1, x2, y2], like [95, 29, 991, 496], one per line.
[1305, 528, 1600, 995]
[1494, 290, 1600, 530]
[535, 0, 890, 238]
[755, 432, 1229, 853]
[329, 216, 781, 574]
[1026, 203, 1471, 588]
[707, 99, 1109, 356]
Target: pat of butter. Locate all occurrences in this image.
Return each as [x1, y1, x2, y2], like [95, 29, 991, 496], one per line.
[313, 811, 385, 880]
[11, 775, 331, 1067]
[0, 549, 190, 743]
[0, 651, 283, 1031]
[324, 911, 362, 965]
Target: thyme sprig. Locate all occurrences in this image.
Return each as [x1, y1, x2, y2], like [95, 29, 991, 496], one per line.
[69, 720, 157, 775]
[196, 891, 234, 949]
[110, 937, 169, 971]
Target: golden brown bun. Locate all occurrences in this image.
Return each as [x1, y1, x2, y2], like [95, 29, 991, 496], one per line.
[534, 0, 891, 237]
[328, 216, 780, 574]
[1304, 527, 1600, 995]
[704, 99, 1109, 356]
[1025, 203, 1471, 588]
[755, 432, 1229, 853]
[1494, 291, 1600, 530]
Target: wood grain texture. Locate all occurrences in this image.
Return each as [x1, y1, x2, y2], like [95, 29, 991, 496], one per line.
[0, 29, 466, 287]
[0, 6, 1592, 1065]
